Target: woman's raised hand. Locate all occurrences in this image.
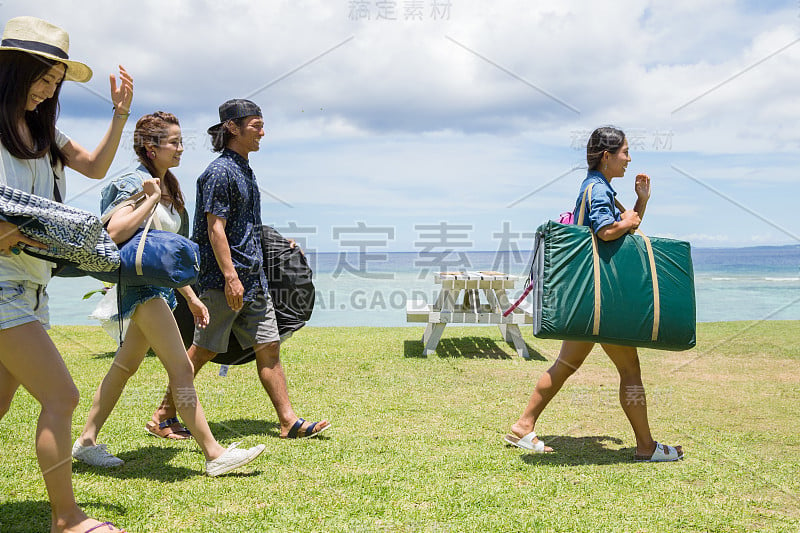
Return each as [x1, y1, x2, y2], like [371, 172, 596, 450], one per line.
[635, 173, 651, 201]
[109, 65, 133, 114]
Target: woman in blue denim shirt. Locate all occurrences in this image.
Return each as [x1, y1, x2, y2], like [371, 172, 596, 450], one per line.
[71, 112, 265, 476]
[505, 127, 684, 462]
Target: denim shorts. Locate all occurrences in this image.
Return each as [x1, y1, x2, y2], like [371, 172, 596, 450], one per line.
[115, 285, 177, 320]
[0, 280, 50, 330]
[193, 289, 280, 354]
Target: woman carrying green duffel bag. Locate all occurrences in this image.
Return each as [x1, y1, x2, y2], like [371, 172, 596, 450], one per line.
[504, 126, 684, 462]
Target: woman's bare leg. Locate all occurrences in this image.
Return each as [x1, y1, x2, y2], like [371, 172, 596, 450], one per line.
[600, 343, 658, 456]
[509, 340, 595, 449]
[130, 299, 226, 461]
[0, 321, 123, 532]
[76, 322, 149, 446]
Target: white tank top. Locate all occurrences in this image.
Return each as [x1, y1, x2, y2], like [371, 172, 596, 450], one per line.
[153, 202, 182, 234]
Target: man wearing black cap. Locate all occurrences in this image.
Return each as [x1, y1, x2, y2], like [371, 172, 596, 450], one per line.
[150, 99, 330, 440]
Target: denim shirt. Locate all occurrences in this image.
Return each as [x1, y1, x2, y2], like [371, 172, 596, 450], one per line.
[193, 149, 266, 300]
[100, 165, 189, 238]
[572, 170, 621, 233]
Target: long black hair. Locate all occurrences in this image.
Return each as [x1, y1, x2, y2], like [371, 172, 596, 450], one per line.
[586, 126, 625, 171]
[0, 50, 67, 168]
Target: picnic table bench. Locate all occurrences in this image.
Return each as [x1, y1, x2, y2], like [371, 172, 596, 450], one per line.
[407, 271, 532, 358]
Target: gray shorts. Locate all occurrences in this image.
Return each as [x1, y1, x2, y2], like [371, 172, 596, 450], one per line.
[193, 289, 280, 354]
[0, 280, 50, 330]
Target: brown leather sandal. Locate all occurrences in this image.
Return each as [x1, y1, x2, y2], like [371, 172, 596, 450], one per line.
[145, 417, 192, 440]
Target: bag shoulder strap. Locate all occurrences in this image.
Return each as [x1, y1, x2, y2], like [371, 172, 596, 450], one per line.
[49, 154, 65, 203]
[134, 207, 159, 276]
[150, 203, 163, 230]
[611, 194, 658, 339]
[100, 191, 163, 230]
[578, 182, 627, 226]
[576, 182, 594, 226]
[577, 182, 660, 341]
[100, 191, 146, 224]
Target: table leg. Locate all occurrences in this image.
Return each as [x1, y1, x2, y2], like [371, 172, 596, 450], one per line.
[492, 288, 513, 310]
[491, 289, 528, 358]
[421, 287, 457, 356]
[432, 289, 445, 309]
[503, 324, 529, 359]
[442, 288, 459, 311]
[483, 288, 500, 311]
[498, 324, 512, 342]
[422, 323, 447, 356]
[464, 289, 480, 312]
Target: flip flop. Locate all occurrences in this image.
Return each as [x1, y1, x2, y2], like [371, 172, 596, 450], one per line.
[634, 441, 684, 462]
[282, 417, 331, 439]
[504, 431, 548, 452]
[145, 417, 192, 440]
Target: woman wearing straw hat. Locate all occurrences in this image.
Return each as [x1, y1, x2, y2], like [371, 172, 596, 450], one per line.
[0, 16, 132, 533]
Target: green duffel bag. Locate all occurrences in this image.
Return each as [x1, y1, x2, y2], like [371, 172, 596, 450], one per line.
[530, 220, 696, 351]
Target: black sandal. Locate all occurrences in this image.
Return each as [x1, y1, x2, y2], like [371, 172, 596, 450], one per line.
[282, 417, 331, 439]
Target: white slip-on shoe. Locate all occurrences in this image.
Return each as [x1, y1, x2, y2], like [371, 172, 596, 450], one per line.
[72, 440, 124, 467]
[504, 431, 548, 453]
[634, 441, 684, 462]
[205, 442, 266, 477]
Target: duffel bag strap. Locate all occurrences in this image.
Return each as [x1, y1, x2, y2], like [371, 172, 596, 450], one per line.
[134, 206, 159, 276]
[581, 184, 660, 341]
[619, 194, 660, 341]
[104, 189, 163, 278]
[502, 233, 541, 317]
[636, 228, 660, 341]
[576, 183, 591, 226]
[100, 191, 146, 224]
[100, 191, 163, 230]
[577, 184, 603, 334]
[589, 231, 602, 335]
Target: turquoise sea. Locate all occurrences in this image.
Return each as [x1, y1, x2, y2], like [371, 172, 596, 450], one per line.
[47, 245, 800, 327]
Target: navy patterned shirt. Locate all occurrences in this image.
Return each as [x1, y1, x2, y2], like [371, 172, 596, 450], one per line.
[193, 149, 266, 300]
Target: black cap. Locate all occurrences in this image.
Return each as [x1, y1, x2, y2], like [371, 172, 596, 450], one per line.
[207, 99, 262, 134]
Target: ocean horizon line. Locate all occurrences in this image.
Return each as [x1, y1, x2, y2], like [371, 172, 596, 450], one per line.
[304, 243, 800, 254]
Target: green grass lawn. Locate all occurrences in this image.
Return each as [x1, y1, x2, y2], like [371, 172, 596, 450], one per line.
[1, 321, 799, 532]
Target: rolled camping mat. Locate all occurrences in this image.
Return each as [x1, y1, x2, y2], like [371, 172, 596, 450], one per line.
[173, 225, 315, 365]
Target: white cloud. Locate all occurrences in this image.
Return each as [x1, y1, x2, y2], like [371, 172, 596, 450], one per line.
[3, 0, 798, 248]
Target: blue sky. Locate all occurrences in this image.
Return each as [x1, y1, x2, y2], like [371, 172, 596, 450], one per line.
[4, 0, 799, 252]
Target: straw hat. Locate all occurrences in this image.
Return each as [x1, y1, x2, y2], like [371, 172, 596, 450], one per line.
[0, 16, 92, 82]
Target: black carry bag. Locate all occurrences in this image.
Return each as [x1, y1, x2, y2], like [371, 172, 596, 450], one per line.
[173, 225, 315, 365]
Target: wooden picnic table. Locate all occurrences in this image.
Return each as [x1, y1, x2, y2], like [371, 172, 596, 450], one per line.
[406, 271, 532, 358]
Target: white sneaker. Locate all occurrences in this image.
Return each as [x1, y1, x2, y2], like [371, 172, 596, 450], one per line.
[205, 442, 265, 477]
[72, 440, 124, 467]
